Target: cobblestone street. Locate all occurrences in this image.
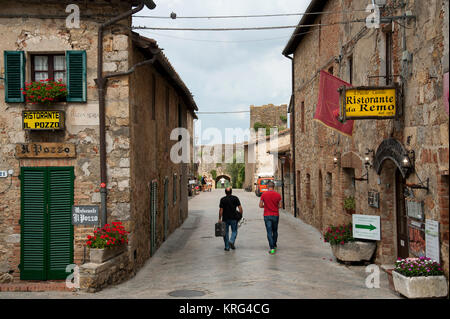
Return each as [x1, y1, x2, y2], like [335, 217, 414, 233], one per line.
[0, 189, 399, 299]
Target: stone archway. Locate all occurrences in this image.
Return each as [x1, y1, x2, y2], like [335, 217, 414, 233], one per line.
[215, 175, 231, 189]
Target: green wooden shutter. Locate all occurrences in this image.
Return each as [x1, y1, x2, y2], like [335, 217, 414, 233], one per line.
[66, 50, 86, 102]
[4, 51, 25, 103]
[20, 168, 47, 280]
[47, 167, 74, 279]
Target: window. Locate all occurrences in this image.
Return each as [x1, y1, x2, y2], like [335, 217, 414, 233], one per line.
[31, 54, 66, 82]
[385, 31, 393, 85]
[301, 101, 305, 133]
[328, 66, 334, 75]
[173, 174, 177, 204]
[4, 50, 86, 103]
[348, 55, 353, 84]
[165, 86, 170, 126]
[152, 73, 156, 120]
[306, 173, 311, 201]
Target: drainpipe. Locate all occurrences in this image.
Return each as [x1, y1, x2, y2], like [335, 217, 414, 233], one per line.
[95, 1, 156, 226]
[283, 53, 297, 218]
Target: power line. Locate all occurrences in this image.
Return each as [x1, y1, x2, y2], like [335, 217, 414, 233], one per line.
[131, 19, 367, 32]
[134, 9, 370, 20]
[140, 28, 317, 43]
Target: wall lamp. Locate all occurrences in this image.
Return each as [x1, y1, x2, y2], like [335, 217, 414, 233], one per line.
[402, 150, 415, 169]
[364, 149, 375, 168]
[333, 152, 340, 167]
[354, 149, 374, 183]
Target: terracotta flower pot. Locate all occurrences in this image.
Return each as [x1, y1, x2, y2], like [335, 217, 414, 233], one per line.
[89, 245, 127, 264]
[392, 271, 448, 298]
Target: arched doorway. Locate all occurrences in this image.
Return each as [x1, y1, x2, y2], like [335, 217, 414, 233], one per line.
[215, 175, 231, 189]
[374, 138, 412, 262]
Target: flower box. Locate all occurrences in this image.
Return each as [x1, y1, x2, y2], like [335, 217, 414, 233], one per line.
[392, 270, 448, 298]
[89, 245, 127, 264]
[331, 240, 376, 262]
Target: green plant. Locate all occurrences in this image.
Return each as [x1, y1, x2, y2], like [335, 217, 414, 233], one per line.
[280, 115, 287, 122]
[253, 122, 272, 136]
[210, 169, 217, 180]
[22, 79, 68, 105]
[323, 223, 355, 245]
[85, 222, 129, 249]
[226, 153, 245, 188]
[395, 257, 444, 277]
[344, 196, 355, 210]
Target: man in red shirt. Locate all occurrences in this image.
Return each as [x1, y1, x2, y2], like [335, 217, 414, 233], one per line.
[259, 181, 282, 255]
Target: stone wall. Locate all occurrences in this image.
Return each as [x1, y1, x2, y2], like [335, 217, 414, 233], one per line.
[128, 43, 191, 270]
[250, 104, 287, 130]
[290, 0, 449, 273]
[79, 249, 133, 293]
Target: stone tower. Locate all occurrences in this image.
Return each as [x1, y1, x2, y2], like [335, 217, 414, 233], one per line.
[249, 104, 288, 131]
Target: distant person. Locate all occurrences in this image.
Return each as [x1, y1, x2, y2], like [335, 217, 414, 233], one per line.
[218, 187, 243, 251]
[220, 177, 226, 188]
[201, 175, 207, 191]
[259, 181, 282, 255]
[207, 178, 212, 191]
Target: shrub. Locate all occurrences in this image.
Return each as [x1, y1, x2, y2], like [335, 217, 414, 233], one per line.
[323, 223, 355, 245]
[85, 221, 129, 249]
[394, 257, 444, 277]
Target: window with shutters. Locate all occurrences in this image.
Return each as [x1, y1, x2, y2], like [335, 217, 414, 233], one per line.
[4, 50, 86, 103]
[20, 166, 74, 281]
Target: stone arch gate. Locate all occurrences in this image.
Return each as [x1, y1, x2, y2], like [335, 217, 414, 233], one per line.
[215, 175, 231, 189]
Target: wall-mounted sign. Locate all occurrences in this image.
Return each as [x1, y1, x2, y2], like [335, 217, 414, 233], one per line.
[406, 200, 424, 220]
[368, 190, 380, 208]
[340, 86, 399, 120]
[72, 205, 100, 225]
[408, 218, 425, 257]
[23, 110, 65, 130]
[15, 143, 76, 159]
[425, 219, 440, 263]
[352, 214, 381, 241]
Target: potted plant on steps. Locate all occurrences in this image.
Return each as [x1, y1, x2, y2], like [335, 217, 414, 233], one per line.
[85, 221, 129, 264]
[343, 196, 355, 215]
[392, 257, 448, 298]
[323, 223, 376, 263]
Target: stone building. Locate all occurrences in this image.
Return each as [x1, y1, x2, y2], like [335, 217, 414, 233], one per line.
[244, 129, 290, 193]
[268, 132, 293, 214]
[250, 103, 288, 131]
[0, 0, 197, 289]
[283, 0, 449, 275]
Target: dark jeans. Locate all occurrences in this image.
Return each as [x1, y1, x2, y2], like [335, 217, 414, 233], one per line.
[223, 219, 238, 249]
[264, 215, 279, 250]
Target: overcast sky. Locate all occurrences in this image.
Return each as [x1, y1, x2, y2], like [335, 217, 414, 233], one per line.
[133, 0, 311, 145]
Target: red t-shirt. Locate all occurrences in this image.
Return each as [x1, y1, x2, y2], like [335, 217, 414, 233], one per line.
[260, 190, 281, 216]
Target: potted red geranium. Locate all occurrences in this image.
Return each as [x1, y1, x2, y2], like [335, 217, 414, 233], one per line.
[323, 223, 376, 263]
[85, 221, 129, 264]
[21, 79, 68, 106]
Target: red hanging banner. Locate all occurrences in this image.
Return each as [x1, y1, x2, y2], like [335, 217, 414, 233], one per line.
[313, 70, 354, 136]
